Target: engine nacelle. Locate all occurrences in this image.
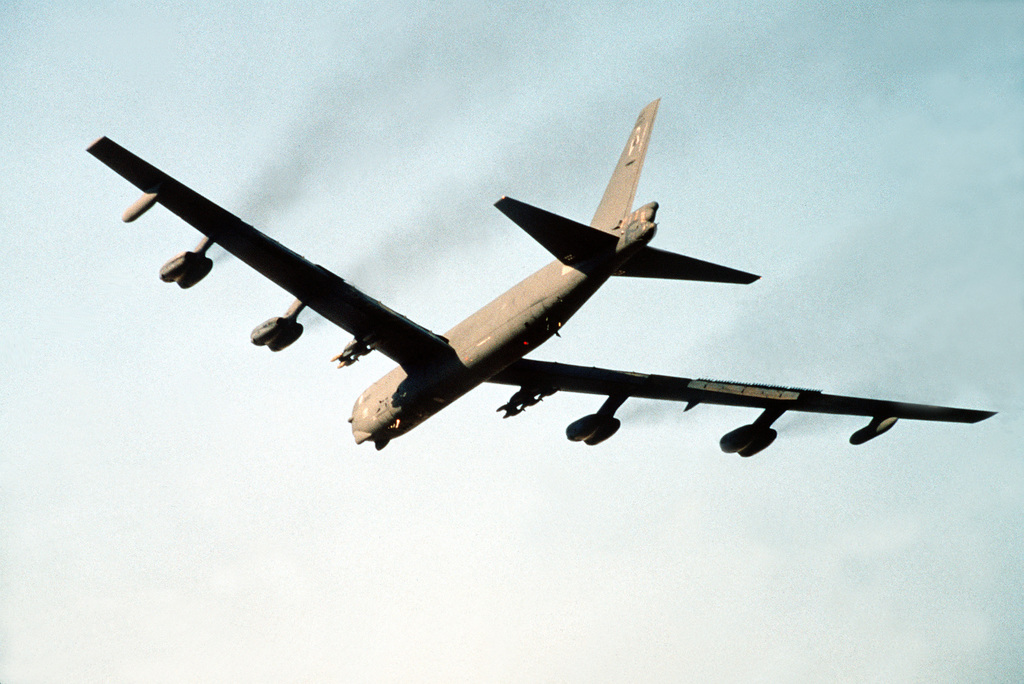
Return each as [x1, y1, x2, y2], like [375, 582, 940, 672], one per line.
[850, 416, 898, 445]
[566, 414, 621, 445]
[720, 424, 778, 457]
[251, 316, 304, 351]
[159, 250, 213, 289]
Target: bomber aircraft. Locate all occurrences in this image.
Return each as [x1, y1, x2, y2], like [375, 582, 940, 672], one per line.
[88, 100, 994, 452]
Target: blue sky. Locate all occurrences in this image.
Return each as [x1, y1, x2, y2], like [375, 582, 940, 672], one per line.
[2, 1, 1022, 681]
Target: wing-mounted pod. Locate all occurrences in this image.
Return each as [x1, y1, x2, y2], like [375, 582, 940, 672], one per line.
[566, 394, 628, 445]
[498, 385, 556, 418]
[332, 335, 379, 368]
[160, 236, 214, 289]
[122, 184, 161, 222]
[720, 408, 784, 457]
[850, 416, 898, 445]
[251, 299, 305, 352]
[119, 180, 213, 290]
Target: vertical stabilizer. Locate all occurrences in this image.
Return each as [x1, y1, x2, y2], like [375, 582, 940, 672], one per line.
[589, 99, 660, 233]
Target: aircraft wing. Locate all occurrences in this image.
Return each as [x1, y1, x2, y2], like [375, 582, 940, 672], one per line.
[88, 136, 453, 368]
[489, 358, 995, 424]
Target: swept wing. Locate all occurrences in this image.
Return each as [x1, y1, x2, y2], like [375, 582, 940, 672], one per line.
[88, 137, 453, 369]
[490, 358, 994, 424]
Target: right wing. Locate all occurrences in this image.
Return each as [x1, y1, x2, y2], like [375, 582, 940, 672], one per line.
[490, 358, 994, 425]
[88, 136, 454, 369]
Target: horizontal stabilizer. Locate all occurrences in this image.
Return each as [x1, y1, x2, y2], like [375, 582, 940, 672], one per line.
[616, 246, 759, 284]
[495, 196, 617, 265]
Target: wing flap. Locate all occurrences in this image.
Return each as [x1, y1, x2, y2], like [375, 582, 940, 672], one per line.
[88, 137, 454, 369]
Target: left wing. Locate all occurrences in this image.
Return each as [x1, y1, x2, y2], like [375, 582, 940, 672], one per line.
[88, 136, 454, 369]
[489, 358, 994, 449]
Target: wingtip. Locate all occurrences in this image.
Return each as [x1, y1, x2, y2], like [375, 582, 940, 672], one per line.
[734, 271, 760, 284]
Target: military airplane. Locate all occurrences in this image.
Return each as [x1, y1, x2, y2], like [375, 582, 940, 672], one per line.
[88, 100, 994, 452]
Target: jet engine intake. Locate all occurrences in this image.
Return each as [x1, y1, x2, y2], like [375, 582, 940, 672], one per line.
[720, 424, 778, 457]
[566, 414, 621, 445]
[159, 250, 213, 289]
[251, 316, 304, 351]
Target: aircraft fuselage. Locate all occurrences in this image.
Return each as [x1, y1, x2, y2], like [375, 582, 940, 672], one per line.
[349, 220, 657, 447]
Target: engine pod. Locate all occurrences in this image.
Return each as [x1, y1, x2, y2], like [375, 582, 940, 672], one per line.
[584, 417, 620, 445]
[159, 250, 213, 288]
[720, 424, 758, 453]
[737, 428, 777, 457]
[720, 424, 777, 455]
[251, 316, 303, 351]
[566, 414, 620, 445]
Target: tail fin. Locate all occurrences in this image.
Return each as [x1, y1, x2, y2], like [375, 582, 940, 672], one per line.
[497, 101, 759, 286]
[590, 99, 660, 233]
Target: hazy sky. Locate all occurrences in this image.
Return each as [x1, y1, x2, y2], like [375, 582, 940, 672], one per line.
[2, 1, 1022, 682]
